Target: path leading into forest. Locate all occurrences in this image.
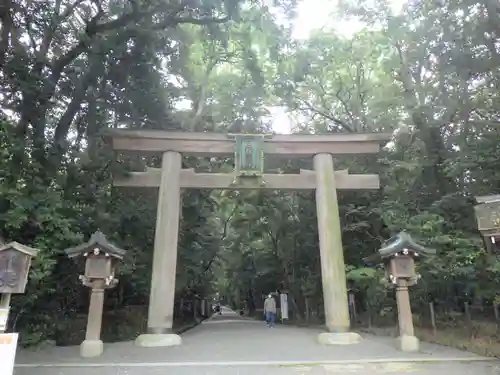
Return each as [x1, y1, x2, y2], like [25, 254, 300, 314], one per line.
[13, 306, 500, 375]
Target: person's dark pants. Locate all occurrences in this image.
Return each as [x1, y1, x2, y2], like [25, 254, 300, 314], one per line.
[265, 311, 276, 327]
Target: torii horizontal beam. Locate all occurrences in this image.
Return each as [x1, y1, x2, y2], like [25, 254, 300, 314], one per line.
[105, 130, 391, 157]
[114, 168, 380, 190]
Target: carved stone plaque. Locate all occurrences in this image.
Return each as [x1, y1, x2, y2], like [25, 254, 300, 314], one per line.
[0, 250, 30, 294]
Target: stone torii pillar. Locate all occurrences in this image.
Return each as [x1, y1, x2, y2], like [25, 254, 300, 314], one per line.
[314, 153, 361, 345]
[135, 151, 182, 347]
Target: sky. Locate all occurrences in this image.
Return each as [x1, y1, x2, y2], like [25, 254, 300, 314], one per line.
[292, 0, 364, 40]
[270, 0, 407, 134]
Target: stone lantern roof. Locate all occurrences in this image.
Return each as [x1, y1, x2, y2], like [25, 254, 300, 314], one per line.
[364, 231, 435, 263]
[65, 231, 126, 260]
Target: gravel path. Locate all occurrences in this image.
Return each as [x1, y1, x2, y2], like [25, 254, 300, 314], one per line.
[14, 307, 498, 375]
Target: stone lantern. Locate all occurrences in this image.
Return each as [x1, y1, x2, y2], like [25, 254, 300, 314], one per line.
[65, 231, 126, 358]
[364, 231, 435, 353]
[474, 195, 500, 253]
[0, 242, 39, 332]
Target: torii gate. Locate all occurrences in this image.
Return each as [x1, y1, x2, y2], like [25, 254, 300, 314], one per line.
[106, 130, 390, 347]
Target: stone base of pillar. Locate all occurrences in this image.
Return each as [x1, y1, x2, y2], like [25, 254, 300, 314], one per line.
[80, 339, 104, 357]
[396, 335, 419, 352]
[135, 333, 182, 347]
[317, 332, 362, 345]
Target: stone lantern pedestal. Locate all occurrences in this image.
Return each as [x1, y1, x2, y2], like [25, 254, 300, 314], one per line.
[364, 232, 435, 352]
[65, 231, 126, 358]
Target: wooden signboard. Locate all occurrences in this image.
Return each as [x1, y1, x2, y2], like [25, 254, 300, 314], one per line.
[474, 201, 500, 231]
[0, 333, 18, 375]
[0, 250, 31, 294]
[0, 308, 8, 331]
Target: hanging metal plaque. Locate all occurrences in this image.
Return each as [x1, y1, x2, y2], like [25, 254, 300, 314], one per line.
[232, 134, 265, 177]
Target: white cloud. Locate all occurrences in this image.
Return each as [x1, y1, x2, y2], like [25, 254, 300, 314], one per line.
[265, 106, 296, 134]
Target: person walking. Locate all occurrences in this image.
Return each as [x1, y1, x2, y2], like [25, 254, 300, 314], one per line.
[263, 294, 277, 328]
